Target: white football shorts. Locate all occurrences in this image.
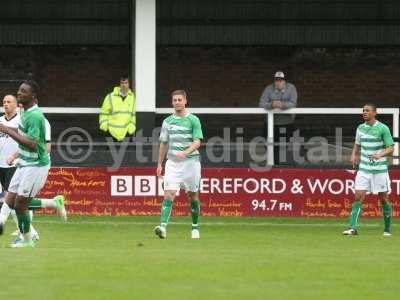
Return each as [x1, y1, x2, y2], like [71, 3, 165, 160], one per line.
[8, 165, 50, 198]
[355, 170, 391, 194]
[164, 159, 201, 192]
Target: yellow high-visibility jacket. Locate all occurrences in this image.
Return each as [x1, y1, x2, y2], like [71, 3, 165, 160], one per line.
[99, 87, 136, 141]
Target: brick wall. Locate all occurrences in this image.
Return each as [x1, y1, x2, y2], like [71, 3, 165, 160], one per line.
[0, 46, 131, 107]
[1, 46, 399, 109]
[158, 47, 400, 108]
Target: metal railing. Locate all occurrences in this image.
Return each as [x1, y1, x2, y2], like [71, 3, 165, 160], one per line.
[1, 107, 398, 166]
[159, 107, 400, 165]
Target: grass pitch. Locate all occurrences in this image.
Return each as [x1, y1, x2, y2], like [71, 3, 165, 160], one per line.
[0, 216, 399, 300]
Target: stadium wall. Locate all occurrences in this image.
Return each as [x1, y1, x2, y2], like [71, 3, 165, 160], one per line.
[1, 46, 400, 109]
[37, 167, 400, 218]
[0, 46, 131, 107]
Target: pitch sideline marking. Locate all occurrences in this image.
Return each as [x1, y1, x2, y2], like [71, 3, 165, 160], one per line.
[28, 219, 397, 228]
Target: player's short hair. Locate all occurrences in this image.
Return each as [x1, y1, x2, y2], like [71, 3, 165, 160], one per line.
[3, 94, 17, 103]
[364, 103, 377, 111]
[171, 89, 187, 99]
[23, 79, 40, 98]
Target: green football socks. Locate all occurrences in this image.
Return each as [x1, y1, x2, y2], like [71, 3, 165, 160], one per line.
[382, 202, 392, 233]
[29, 198, 42, 210]
[17, 211, 31, 235]
[160, 199, 173, 228]
[349, 200, 362, 229]
[191, 199, 200, 230]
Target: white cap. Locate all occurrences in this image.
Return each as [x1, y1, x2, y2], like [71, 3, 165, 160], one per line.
[274, 71, 285, 79]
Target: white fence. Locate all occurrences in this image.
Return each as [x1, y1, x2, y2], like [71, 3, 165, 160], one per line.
[158, 107, 399, 166]
[1, 107, 398, 166]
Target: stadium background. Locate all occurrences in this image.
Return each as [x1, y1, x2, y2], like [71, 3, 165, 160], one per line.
[0, 0, 399, 215]
[2, 2, 400, 300]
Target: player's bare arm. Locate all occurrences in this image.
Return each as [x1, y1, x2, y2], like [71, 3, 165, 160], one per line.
[157, 142, 168, 176]
[351, 143, 360, 168]
[6, 151, 19, 166]
[176, 140, 201, 158]
[0, 124, 37, 150]
[370, 145, 394, 161]
[183, 139, 201, 155]
[175, 139, 201, 159]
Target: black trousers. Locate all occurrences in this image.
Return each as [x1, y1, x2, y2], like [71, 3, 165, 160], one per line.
[273, 124, 295, 165]
[0, 167, 16, 192]
[263, 120, 295, 165]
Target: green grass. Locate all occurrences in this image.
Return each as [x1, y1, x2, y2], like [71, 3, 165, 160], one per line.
[1, 216, 399, 300]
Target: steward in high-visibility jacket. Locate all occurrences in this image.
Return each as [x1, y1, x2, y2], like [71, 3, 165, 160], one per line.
[99, 86, 136, 141]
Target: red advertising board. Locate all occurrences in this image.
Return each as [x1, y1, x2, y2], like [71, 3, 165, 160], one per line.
[38, 167, 400, 218]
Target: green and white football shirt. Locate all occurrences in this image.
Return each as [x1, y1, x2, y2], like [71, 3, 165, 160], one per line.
[355, 120, 394, 174]
[17, 105, 50, 167]
[159, 113, 203, 161]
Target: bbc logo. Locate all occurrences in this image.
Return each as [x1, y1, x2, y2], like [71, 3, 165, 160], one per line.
[111, 175, 166, 196]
